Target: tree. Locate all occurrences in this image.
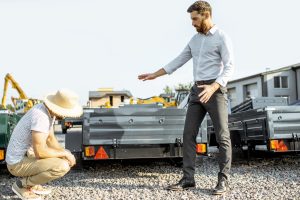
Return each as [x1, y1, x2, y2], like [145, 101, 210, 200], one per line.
[175, 82, 193, 91]
[163, 85, 173, 94]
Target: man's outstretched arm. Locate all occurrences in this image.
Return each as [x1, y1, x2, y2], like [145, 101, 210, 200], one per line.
[138, 68, 167, 81]
[138, 43, 192, 81]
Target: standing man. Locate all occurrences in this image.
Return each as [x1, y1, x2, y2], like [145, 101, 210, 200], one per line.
[6, 89, 83, 200]
[138, 1, 234, 195]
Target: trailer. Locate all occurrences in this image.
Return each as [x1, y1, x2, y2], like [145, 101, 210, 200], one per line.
[65, 104, 208, 166]
[0, 110, 21, 164]
[208, 97, 300, 154]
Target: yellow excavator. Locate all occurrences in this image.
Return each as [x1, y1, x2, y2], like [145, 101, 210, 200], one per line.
[1, 73, 41, 113]
[135, 89, 189, 108]
[136, 96, 175, 107]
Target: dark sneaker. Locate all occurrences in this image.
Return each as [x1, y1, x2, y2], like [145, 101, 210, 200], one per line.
[166, 178, 195, 191]
[12, 182, 41, 200]
[212, 178, 228, 195]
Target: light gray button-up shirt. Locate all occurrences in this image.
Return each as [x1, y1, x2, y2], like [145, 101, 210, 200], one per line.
[163, 26, 234, 87]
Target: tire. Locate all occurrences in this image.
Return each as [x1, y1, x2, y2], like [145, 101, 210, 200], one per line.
[72, 152, 83, 170]
[168, 157, 183, 167]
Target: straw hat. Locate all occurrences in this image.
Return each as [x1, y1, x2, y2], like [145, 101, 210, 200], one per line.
[44, 89, 83, 118]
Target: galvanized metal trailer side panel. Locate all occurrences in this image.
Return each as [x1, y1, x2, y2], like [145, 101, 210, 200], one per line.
[66, 105, 208, 161]
[0, 111, 21, 163]
[228, 109, 268, 143]
[84, 107, 187, 145]
[265, 106, 300, 151]
[208, 105, 300, 152]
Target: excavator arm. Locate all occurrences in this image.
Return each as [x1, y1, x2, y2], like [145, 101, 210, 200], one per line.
[1, 73, 37, 112]
[1, 76, 9, 108]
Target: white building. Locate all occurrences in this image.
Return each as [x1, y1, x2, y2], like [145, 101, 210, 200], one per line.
[227, 63, 300, 107]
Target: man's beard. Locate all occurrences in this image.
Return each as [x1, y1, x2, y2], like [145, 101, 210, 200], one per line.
[195, 19, 209, 34]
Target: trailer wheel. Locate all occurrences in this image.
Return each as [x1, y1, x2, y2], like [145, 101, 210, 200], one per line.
[72, 152, 83, 170]
[242, 144, 255, 161]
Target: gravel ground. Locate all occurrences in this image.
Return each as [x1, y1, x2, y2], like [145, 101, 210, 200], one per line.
[1, 153, 299, 200]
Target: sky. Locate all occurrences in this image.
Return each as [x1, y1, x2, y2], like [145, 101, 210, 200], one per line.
[0, 0, 300, 105]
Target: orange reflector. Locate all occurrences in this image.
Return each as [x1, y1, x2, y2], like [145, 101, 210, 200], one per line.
[270, 140, 278, 150]
[85, 146, 95, 157]
[0, 149, 4, 161]
[270, 140, 288, 152]
[196, 143, 207, 154]
[94, 146, 109, 159]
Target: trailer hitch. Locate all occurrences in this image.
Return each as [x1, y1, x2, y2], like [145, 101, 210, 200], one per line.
[175, 138, 183, 147]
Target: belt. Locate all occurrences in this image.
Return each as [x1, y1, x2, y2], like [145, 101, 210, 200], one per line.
[195, 79, 216, 85]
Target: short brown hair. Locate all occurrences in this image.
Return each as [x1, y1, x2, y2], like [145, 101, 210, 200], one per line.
[187, 1, 212, 16]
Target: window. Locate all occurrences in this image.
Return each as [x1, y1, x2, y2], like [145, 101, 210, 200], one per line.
[121, 96, 125, 102]
[109, 96, 113, 106]
[274, 77, 280, 88]
[274, 76, 288, 88]
[243, 83, 258, 100]
[228, 87, 237, 106]
[281, 76, 288, 88]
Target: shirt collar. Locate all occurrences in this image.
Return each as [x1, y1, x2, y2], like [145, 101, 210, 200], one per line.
[207, 25, 218, 35]
[43, 103, 55, 120]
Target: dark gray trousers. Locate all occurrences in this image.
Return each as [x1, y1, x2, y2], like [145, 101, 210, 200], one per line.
[183, 83, 232, 181]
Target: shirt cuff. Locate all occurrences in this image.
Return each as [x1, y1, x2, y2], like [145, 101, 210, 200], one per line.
[215, 77, 227, 87]
[163, 65, 174, 75]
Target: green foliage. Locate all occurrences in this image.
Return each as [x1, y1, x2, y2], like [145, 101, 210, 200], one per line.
[175, 82, 193, 91]
[163, 85, 173, 94]
[163, 82, 192, 95]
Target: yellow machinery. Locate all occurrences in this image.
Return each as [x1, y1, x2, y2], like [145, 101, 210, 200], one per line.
[135, 89, 189, 108]
[136, 96, 176, 107]
[102, 101, 112, 108]
[1, 73, 41, 113]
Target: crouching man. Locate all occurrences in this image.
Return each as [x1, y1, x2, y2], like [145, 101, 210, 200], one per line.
[5, 89, 83, 200]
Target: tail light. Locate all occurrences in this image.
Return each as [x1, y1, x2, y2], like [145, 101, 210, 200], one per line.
[270, 140, 288, 152]
[0, 149, 4, 161]
[196, 143, 207, 154]
[85, 146, 95, 157]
